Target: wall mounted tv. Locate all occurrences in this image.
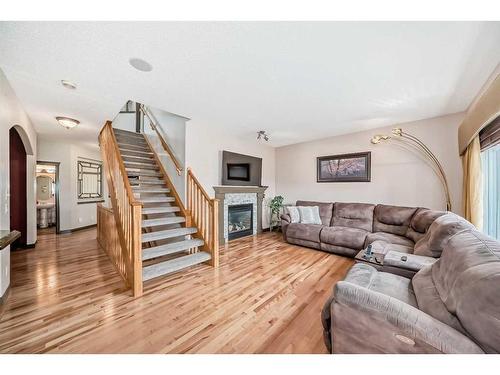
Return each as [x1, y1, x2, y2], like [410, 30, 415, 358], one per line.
[227, 163, 250, 181]
[221, 151, 262, 186]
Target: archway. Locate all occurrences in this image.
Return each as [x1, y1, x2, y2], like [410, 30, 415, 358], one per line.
[9, 126, 30, 248]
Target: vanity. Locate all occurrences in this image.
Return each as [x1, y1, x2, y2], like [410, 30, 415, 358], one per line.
[36, 174, 56, 228]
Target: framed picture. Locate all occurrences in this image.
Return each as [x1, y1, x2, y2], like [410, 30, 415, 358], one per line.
[317, 152, 371, 182]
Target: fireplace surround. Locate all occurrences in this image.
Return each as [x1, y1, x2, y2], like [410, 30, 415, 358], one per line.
[213, 185, 268, 244]
[228, 204, 254, 240]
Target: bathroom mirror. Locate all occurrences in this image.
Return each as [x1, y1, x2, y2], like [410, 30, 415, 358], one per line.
[36, 175, 53, 201]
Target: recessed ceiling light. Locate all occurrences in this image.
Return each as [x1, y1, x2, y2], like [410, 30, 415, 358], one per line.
[61, 80, 77, 90]
[56, 116, 80, 129]
[129, 58, 153, 72]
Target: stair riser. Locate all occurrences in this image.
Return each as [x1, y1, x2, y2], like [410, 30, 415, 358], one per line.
[142, 252, 211, 281]
[140, 198, 175, 204]
[142, 239, 205, 260]
[119, 145, 151, 153]
[142, 227, 198, 242]
[127, 171, 163, 177]
[115, 136, 147, 144]
[120, 150, 154, 158]
[132, 189, 170, 193]
[142, 217, 186, 227]
[124, 163, 158, 170]
[122, 156, 155, 163]
[142, 207, 180, 215]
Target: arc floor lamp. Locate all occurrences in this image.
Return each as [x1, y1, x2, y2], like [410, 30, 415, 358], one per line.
[371, 127, 452, 211]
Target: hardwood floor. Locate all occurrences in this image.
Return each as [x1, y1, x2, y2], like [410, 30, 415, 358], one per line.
[0, 228, 353, 353]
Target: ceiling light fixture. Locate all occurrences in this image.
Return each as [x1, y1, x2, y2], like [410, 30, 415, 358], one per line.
[129, 58, 153, 72]
[257, 130, 269, 142]
[56, 116, 80, 129]
[61, 80, 77, 90]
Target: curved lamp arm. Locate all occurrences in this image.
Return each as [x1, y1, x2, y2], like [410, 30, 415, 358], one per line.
[371, 128, 451, 211]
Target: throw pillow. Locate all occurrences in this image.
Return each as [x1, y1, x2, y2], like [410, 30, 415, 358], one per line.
[286, 206, 300, 223]
[298, 206, 322, 225]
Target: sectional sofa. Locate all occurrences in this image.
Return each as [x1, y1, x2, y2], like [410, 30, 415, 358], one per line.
[280, 200, 472, 273]
[321, 227, 500, 353]
[280, 200, 500, 353]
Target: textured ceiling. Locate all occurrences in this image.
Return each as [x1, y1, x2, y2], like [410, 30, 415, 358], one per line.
[0, 22, 499, 147]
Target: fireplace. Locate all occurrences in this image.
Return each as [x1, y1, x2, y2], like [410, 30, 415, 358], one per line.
[228, 204, 253, 240]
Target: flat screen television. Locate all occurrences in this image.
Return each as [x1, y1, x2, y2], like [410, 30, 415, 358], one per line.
[222, 150, 262, 186]
[227, 163, 250, 181]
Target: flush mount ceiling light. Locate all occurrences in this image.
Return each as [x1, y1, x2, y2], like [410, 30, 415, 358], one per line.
[129, 58, 153, 72]
[61, 80, 77, 90]
[257, 130, 269, 142]
[56, 116, 80, 129]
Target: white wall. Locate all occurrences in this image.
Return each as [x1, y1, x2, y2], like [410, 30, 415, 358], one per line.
[0, 68, 37, 298]
[37, 138, 109, 231]
[145, 107, 187, 202]
[112, 112, 136, 133]
[275, 113, 464, 214]
[186, 121, 276, 228]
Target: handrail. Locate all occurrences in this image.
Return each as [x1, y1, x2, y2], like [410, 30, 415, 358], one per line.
[139, 104, 183, 176]
[187, 167, 219, 267]
[142, 135, 192, 225]
[98, 121, 143, 297]
[99, 122, 141, 206]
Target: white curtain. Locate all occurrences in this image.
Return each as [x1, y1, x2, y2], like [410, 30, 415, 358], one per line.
[481, 144, 500, 239]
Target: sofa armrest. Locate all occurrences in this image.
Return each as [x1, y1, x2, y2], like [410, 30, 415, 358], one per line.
[332, 281, 483, 353]
[280, 213, 291, 223]
[384, 251, 437, 272]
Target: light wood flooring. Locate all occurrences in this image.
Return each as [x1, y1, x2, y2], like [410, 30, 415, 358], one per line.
[0, 228, 353, 353]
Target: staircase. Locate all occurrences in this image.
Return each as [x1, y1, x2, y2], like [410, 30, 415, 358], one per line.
[114, 128, 210, 282]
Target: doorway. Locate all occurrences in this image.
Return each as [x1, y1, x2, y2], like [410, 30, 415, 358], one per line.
[36, 162, 60, 234]
[9, 128, 27, 248]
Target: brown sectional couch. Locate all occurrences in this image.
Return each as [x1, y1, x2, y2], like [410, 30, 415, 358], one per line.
[281, 200, 453, 260]
[280, 200, 500, 353]
[321, 228, 500, 353]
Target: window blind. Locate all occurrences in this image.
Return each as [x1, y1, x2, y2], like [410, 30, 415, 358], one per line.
[479, 115, 500, 151]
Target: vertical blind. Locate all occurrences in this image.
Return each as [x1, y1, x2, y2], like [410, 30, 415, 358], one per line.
[481, 143, 500, 240]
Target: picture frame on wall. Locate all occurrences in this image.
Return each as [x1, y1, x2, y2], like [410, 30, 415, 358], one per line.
[317, 151, 371, 182]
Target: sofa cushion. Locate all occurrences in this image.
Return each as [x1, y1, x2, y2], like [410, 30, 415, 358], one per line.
[365, 232, 414, 247]
[286, 223, 324, 243]
[288, 237, 321, 250]
[286, 206, 300, 223]
[342, 263, 417, 307]
[321, 226, 368, 250]
[431, 229, 500, 353]
[412, 265, 466, 334]
[413, 213, 475, 257]
[320, 243, 358, 257]
[297, 206, 322, 224]
[406, 208, 446, 243]
[296, 200, 333, 226]
[332, 202, 375, 232]
[373, 204, 418, 236]
[369, 239, 414, 255]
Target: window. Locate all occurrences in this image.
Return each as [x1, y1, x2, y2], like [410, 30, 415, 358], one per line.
[481, 144, 500, 239]
[77, 158, 103, 203]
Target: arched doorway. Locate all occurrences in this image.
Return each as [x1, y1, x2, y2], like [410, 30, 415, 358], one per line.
[9, 127, 28, 248]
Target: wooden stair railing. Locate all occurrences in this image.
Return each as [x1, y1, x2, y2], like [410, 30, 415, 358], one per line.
[187, 168, 219, 267]
[98, 121, 143, 297]
[139, 104, 183, 176]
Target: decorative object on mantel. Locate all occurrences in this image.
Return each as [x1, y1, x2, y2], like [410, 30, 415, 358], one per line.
[269, 195, 284, 231]
[257, 130, 269, 142]
[317, 152, 371, 183]
[371, 127, 451, 211]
